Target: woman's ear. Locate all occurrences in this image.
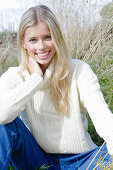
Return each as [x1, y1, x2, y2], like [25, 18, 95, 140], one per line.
[21, 36, 26, 49]
[23, 44, 26, 49]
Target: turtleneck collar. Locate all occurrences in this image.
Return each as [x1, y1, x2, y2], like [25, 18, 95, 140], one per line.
[22, 59, 54, 83]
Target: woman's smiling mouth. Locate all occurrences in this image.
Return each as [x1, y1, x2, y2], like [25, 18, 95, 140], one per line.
[36, 51, 50, 59]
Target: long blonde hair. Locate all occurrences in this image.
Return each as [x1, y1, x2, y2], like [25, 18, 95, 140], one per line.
[17, 5, 71, 114]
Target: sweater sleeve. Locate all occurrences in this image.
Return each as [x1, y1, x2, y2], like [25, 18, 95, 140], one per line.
[76, 60, 113, 155]
[0, 67, 43, 124]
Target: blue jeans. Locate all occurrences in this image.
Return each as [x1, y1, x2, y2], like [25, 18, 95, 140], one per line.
[0, 117, 111, 170]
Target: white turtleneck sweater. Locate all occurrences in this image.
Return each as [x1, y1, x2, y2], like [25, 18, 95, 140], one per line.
[0, 59, 113, 155]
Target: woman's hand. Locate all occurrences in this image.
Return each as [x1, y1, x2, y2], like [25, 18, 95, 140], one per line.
[28, 56, 43, 77]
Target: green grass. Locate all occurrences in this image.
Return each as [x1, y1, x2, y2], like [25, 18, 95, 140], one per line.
[8, 164, 14, 170]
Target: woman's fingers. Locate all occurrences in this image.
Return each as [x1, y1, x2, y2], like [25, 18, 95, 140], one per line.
[28, 56, 43, 77]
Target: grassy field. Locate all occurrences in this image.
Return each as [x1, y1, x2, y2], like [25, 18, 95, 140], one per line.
[0, 2, 113, 170]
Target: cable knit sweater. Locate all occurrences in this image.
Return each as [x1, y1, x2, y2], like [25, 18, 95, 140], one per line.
[0, 59, 113, 154]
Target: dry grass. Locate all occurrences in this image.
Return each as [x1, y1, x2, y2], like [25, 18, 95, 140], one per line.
[0, 30, 18, 75]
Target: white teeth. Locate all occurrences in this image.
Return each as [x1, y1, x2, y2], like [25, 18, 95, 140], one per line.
[37, 51, 49, 56]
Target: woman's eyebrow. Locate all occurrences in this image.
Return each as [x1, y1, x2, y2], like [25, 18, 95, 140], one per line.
[26, 33, 51, 40]
[27, 36, 37, 40]
[42, 33, 51, 37]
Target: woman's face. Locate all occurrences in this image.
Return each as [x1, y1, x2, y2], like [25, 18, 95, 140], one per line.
[22, 22, 56, 71]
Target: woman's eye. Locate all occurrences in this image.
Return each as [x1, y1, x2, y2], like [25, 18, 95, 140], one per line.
[29, 39, 37, 42]
[45, 35, 51, 40]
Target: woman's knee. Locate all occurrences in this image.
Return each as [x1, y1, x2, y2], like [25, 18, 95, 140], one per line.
[0, 121, 15, 150]
[0, 123, 14, 170]
[0, 117, 22, 151]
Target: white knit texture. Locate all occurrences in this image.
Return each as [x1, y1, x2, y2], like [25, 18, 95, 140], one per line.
[0, 60, 113, 154]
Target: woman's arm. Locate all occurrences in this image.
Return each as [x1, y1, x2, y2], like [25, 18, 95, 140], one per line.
[0, 66, 43, 124]
[76, 60, 113, 154]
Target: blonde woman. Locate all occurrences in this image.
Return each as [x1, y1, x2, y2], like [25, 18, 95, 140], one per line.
[0, 5, 113, 170]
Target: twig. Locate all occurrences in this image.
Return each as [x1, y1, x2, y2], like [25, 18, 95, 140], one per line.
[86, 141, 106, 170]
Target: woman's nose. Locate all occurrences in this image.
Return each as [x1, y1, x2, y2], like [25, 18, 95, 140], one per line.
[36, 40, 45, 50]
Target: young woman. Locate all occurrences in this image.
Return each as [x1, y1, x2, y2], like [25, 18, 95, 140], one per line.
[0, 5, 113, 170]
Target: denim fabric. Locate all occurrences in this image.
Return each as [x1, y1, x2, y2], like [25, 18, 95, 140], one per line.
[49, 144, 111, 169]
[0, 117, 58, 170]
[0, 117, 111, 170]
